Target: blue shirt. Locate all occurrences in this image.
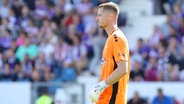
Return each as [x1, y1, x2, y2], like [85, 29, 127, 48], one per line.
[153, 96, 173, 104]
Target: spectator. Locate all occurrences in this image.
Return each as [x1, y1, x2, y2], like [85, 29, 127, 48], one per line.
[152, 88, 173, 104]
[51, 5, 65, 26]
[82, 6, 96, 34]
[30, 69, 41, 82]
[88, 28, 106, 75]
[16, 30, 27, 47]
[7, 8, 17, 31]
[130, 54, 145, 81]
[11, 0, 22, 18]
[62, 37, 74, 69]
[62, 10, 75, 29]
[34, 0, 49, 19]
[157, 39, 172, 81]
[36, 88, 53, 104]
[178, 19, 184, 37]
[135, 38, 150, 69]
[2, 49, 21, 81]
[128, 91, 147, 104]
[76, 0, 93, 15]
[160, 15, 172, 36]
[23, 0, 35, 11]
[157, 39, 174, 65]
[145, 50, 159, 81]
[172, 3, 182, 29]
[54, 37, 69, 62]
[173, 97, 180, 104]
[19, 5, 31, 29]
[35, 52, 54, 82]
[16, 36, 38, 62]
[22, 54, 34, 79]
[168, 25, 182, 43]
[39, 38, 54, 59]
[168, 35, 181, 60]
[25, 19, 39, 37]
[47, 28, 58, 45]
[71, 34, 87, 75]
[39, 19, 51, 39]
[72, 13, 84, 34]
[0, 18, 9, 34]
[0, 28, 12, 52]
[67, 24, 77, 39]
[148, 25, 164, 49]
[0, 0, 182, 85]
[136, 38, 150, 56]
[0, 0, 10, 18]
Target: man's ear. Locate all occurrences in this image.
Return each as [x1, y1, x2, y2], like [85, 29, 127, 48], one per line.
[107, 13, 113, 20]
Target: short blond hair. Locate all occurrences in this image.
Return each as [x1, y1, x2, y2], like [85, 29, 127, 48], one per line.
[98, 2, 119, 15]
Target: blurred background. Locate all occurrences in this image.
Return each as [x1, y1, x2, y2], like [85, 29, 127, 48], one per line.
[0, 0, 184, 104]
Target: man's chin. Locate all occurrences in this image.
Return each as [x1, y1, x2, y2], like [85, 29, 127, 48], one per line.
[99, 25, 105, 28]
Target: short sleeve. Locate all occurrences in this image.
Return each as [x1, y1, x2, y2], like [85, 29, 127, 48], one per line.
[111, 35, 129, 62]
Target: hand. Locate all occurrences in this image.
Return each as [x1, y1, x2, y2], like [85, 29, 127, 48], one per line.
[89, 80, 109, 103]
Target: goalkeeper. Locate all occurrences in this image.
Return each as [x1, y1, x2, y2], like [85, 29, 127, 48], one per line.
[89, 2, 130, 104]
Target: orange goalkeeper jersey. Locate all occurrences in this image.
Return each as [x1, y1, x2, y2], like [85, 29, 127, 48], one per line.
[97, 29, 130, 104]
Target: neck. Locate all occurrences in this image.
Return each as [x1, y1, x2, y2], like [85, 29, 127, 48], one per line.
[104, 24, 118, 36]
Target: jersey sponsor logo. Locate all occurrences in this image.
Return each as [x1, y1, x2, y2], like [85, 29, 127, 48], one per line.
[118, 53, 126, 57]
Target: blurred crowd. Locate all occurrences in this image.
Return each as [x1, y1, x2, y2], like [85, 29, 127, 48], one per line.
[128, 88, 182, 104]
[0, 0, 184, 83]
[130, 0, 184, 82]
[0, 0, 124, 82]
[1, 0, 183, 104]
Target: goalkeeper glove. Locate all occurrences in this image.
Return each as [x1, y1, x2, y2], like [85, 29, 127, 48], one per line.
[89, 80, 109, 103]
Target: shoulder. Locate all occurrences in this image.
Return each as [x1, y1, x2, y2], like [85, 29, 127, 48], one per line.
[109, 30, 127, 43]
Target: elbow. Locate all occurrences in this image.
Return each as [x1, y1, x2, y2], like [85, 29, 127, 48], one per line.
[117, 61, 128, 77]
[122, 67, 128, 76]
[120, 65, 128, 77]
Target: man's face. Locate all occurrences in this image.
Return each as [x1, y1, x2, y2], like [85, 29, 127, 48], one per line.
[96, 8, 108, 28]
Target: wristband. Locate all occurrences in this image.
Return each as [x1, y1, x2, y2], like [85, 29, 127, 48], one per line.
[99, 80, 109, 88]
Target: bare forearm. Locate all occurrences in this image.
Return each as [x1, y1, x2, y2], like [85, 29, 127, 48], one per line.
[105, 67, 126, 85]
[105, 61, 128, 85]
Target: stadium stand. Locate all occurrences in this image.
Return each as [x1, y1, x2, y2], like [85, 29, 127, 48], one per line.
[0, 0, 184, 104]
